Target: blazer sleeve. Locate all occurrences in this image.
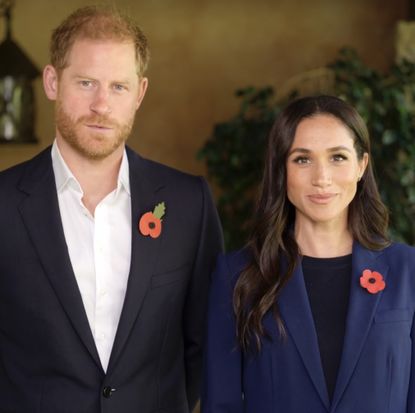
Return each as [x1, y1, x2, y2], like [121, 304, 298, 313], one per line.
[183, 177, 224, 411]
[406, 247, 415, 413]
[201, 253, 244, 413]
[408, 316, 415, 413]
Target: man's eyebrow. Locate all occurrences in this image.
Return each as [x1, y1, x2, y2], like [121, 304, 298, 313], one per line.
[73, 75, 132, 84]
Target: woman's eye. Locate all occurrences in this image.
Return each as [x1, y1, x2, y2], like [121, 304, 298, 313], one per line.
[332, 154, 348, 162]
[293, 156, 310, 164]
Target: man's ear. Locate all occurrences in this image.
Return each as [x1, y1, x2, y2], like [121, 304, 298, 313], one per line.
[135, 77, 148, 111]
[43, 65, 59, 101]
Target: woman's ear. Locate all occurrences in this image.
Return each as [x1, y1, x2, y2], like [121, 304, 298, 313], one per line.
[43, 65, 59, 101]
[359, 152, 369, 180]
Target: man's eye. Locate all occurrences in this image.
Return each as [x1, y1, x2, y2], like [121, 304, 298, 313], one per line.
[113, 84, 126, 91]
[80, 80, 92, 87]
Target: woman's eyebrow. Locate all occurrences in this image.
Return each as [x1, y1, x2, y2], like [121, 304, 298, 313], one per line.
[288, 145, 353, 156]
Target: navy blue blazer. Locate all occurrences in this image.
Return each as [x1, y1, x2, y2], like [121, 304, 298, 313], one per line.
[202, 242, 415, 413]
[0, 146, 223, 413]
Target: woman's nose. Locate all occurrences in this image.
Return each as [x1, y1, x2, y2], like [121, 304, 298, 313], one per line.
[311, 163, 332, 187]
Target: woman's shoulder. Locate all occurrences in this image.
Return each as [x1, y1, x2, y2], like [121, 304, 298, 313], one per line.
[384, 242, 415, 257]
[212, 248, 251, 286]
[381, 242, 415, 263]
[219, 248, 250, 268]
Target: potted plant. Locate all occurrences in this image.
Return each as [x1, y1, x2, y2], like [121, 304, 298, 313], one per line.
[199, 48, 415, 250]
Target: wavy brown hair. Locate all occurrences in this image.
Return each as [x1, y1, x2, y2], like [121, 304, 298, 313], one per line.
[234, 95, 390, 351]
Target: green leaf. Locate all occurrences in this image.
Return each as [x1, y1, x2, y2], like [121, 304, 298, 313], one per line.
[153, 202, 166, 220]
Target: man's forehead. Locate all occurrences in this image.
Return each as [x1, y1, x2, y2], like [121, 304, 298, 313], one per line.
[68, 37, 136, 53]
[63, 38, 140, 72]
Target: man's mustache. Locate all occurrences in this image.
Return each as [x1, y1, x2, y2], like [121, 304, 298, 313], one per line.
[78, 115, 119, 129]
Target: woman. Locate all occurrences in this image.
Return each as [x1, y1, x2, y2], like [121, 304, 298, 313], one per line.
[202, 95, 415, 413]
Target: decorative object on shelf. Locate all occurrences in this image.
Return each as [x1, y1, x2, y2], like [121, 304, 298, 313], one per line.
[0, 0, 40, 143]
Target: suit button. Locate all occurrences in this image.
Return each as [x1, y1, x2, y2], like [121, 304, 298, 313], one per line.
[102, 386, 115, 398]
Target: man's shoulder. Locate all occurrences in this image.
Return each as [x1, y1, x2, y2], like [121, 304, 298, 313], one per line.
[0, 147, 52, 190]
[126, 146, 205, 189]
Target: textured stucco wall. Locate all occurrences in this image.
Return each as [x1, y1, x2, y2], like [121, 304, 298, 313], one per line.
[0, 0, 409, 173]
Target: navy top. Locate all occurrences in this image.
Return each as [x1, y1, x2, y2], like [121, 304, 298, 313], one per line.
[302, 254, 352, 401]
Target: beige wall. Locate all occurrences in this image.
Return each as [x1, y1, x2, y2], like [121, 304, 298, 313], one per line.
[0, 0, 409, 173]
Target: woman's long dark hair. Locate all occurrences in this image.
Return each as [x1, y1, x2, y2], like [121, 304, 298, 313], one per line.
[234, 95, 390, 351]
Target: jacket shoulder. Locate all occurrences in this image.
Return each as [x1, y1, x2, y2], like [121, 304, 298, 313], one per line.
[126, 146, 202, 187]
[382, 242, 415, 264]
[383, 242, 415, 262]
[0, 147, 52, 192]
[213, 249, 250, 286]
[224, 249, 250, 272]
[0, 157, 33, 186]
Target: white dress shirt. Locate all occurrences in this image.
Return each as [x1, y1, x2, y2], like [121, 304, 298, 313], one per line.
[51, 141, 132, 371]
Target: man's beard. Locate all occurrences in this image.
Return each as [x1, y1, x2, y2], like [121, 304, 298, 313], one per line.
[55, 100, 135, 161]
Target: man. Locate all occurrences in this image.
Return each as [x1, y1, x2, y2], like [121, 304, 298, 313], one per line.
[0, 5, 223, 413]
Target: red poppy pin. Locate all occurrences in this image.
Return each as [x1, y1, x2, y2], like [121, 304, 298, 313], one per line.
[139, 202, 166, 239]
[360, 269, 386, 294]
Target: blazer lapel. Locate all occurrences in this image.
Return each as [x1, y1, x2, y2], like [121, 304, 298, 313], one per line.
[107, 149, 164, 372]
[278, 260, 330, 410]
[331, 242, 389, 411]
[17, 149, 102, 371]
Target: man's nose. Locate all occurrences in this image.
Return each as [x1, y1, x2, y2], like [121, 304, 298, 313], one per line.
[90, 88, 111, 115]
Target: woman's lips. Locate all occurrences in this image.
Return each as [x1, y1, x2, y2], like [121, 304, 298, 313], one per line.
[307, 193, 337, 204]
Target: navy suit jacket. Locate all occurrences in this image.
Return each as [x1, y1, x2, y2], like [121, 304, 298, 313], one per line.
[202, 242, 415, 413]
[0, 146, 223, 413]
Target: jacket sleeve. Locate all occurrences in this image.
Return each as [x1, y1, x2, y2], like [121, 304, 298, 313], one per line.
[183, 177, 224, 411]
[406, 247, 415, 413]
[408, 316, 415, 413]
[201, 253, 244, 413]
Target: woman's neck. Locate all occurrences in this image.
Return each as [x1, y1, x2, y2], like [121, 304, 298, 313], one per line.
[294, 221, 353, 258]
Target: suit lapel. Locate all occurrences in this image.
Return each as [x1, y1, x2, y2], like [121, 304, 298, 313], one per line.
[278, 260, 330, 410]
[107, 149, 164, 372]
[331, 242, 389, 411]
[17, 149, 102, 371]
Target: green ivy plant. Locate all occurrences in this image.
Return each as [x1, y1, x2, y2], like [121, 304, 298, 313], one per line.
[198, 48, 415, 250]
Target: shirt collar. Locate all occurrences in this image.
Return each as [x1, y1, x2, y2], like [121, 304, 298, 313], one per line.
[116, 149, 131, 197]
[51, 140, 131, 197]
